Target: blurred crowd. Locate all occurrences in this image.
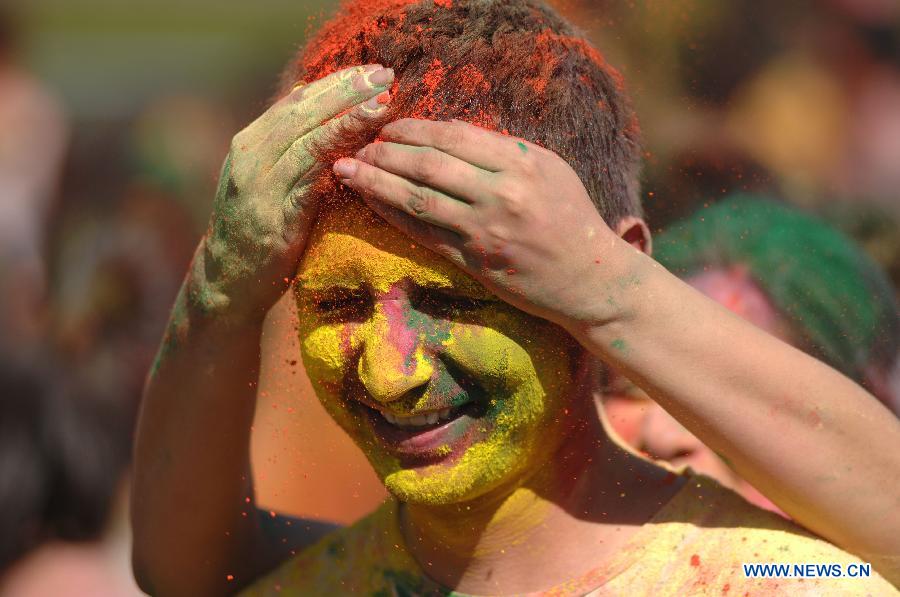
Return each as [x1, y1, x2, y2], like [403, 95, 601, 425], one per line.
[0, 1, 898, 594]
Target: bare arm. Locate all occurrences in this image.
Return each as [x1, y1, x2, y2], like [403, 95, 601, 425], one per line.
[131, 281, 272, 594]
[573, 245, 900, 582]
[131, 64, 394, 596]
[335, 118, 900, 583]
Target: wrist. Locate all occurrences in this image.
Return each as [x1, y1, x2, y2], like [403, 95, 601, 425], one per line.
[557, 233, 646, 337]
[187, 239, 270, 329]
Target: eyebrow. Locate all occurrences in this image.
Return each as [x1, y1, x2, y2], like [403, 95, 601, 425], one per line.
[296, 276, 497, 300]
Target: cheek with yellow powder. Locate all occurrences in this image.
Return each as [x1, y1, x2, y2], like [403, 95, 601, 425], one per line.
[295, 201, 579, 505]
[387, 314, 576, 504]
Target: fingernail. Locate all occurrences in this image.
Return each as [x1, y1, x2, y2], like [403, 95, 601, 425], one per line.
[363, 92, 390, 112]
[333, 158, 358, 179]
[365, 67, 394, 88]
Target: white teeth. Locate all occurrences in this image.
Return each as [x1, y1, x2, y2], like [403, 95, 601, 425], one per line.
[378, 408, 455, 428]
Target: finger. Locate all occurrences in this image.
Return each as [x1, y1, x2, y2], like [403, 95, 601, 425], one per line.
[271, 92, 392, 191]
[355, 141, 493, 203]
[253, 64, 375, 130]
[334, 158, 474, 234]
[263, 65, 395, 160]
[379, 119, 531, 172]
[356, 191, 468, 268]
[281, 179, 321, 245]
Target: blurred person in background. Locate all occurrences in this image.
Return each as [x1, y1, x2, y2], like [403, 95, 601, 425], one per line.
[0, 5, 68, 352]
[604, 194, 900, 514]
[0, 350, 142, 596]
[0, 8, 201, 593]
[4, 92, 210, 596]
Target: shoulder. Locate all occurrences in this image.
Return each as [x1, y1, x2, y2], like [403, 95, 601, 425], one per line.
[611, 475, 897, 596]
[238, 500, 437, 596]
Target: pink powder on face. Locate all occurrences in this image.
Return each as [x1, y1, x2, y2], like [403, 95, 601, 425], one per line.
[379, 285, 422, 376]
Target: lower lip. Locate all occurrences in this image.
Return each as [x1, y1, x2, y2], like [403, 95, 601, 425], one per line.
[363, 404, 485, 467]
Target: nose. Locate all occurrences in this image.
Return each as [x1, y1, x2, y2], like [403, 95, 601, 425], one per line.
[357, 298, 435, 405]
[638, 404, 701, 462]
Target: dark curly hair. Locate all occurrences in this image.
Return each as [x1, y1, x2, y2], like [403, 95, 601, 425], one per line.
[281, 0, 643, 225]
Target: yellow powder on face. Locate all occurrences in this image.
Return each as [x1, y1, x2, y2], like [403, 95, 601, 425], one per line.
[295, 200, 578, 505]
[298, 200, 486, 295]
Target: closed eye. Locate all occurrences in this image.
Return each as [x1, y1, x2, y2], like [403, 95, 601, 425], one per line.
[415, 288, 496, 318]
[312, 288, 372, 321]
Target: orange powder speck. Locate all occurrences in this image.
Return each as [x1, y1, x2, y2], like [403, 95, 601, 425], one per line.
[468, 108, 498, 129]
[457, 63, 490, 95]
[413, 58, 448, 118]
[434, 0, 453, 7]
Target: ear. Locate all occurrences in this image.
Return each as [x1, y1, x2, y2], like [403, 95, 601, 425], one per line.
[614, 216, 653, 256]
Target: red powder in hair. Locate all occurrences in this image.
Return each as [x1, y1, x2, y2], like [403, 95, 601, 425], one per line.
[297, 0, 419, 80]
[423, 59, 446, 96]
[457, 63, 490, 95]
[468, 108, 498, 130]
[412, 58, 449, 118]
[283, 0, 642, 224]
[523, 29, 623, 95]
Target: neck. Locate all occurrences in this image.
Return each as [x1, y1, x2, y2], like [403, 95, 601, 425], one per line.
[399, 382, 683, 594]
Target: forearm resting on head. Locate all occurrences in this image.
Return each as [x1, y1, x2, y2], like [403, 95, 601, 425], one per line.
[573, 241, 900, 581]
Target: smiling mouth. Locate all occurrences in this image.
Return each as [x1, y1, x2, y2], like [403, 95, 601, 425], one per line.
[356, 399, 487, 466]
[361, 400, 483, 431]
[338, 356, 493, 464]
[378, 405, 458, 428]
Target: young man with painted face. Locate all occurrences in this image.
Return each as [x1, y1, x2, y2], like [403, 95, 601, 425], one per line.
[132, 1, 900, 594]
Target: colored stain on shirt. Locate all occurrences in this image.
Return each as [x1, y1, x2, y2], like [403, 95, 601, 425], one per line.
[240, 475, 896, 595]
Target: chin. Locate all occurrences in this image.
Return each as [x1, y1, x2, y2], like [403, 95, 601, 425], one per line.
[375, 439, 532, 506]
